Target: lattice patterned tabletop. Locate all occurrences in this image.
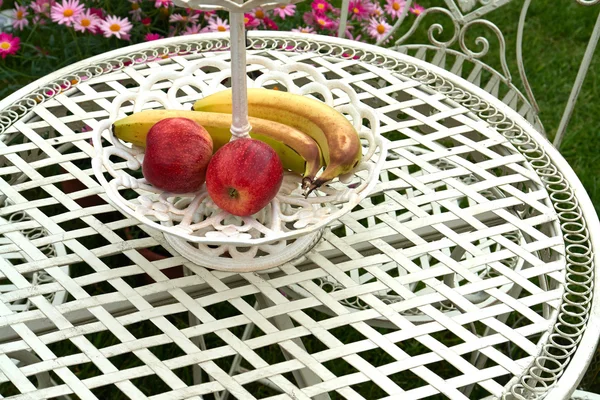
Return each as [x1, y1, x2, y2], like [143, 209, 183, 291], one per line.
[0, 32, 598, 400]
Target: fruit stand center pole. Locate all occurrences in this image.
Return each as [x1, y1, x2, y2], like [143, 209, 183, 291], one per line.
[229, 11, 251, 140]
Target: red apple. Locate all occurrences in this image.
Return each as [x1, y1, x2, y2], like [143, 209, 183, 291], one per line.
[142, 117, 213, 193]
[206, 138, 283, 216]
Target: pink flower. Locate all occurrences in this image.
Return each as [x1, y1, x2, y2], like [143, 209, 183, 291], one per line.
[303, 11, 315, 26]
[99, 15, 133, 39]
[169, 13, 199, 24]
[169, 13, 183, 23]
[410, 4, 425, 15]
[250, 7, 268, 21]
[311, 0, 332, 15]
[244, 14, 260, 28]
[73, 9, 99, 32]
[33, 16, 47, 25]
[207, 17, 229, 32]
[145, 32, 163, 41]
[370, 2, 384, 17]
[366, 17, 391, 41]
[346, 30, 362, 41]
[141, 17, 152, 25]
[89, 8, 103, 18]
[314, 14, 334, 29]
[273, 4, 296, 19]
[183, 23, 203, 35]
[13, 5, 29, 30]
[384, 0, 405, 18]
[200, 10, 215, 20]
[0, 33, 20, 59]
[129, 2, 143, 21]
[348, 0, 370, 21]
[291, 26, 315, 34]
[31, 0, 54, 16]
[363, 1, 377, 14]
[264, 17, 278, 30]
[51, 0, 84, 26]
[154, 0, 172, 8]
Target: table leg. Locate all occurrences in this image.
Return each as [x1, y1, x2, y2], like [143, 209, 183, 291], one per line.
[187, 296, 285, 400]
[185, 266, 207, 392]
[187, 292, 330, 400]
[220, 305, 257, 400]
[7, 350, 71, 398]
[255, 293, 331, 400]
[461, 281, 525, 397]
[187, 311, 206, 387]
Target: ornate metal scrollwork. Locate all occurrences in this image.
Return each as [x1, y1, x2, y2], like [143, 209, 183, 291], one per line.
[393, 6, 510, 79]
[388, 0, 541, 126]
[458, 0, 479, 12]
[460, 19, 511, 76]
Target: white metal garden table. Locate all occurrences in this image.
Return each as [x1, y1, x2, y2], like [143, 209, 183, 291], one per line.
[0, 32, 598, 400]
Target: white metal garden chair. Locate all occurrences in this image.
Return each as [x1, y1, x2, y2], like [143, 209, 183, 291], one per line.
[336, 0, 600, 150]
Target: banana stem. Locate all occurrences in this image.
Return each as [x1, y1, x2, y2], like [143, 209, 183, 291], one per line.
[228, 11, 251, 141]
[304, 184, 318, 198]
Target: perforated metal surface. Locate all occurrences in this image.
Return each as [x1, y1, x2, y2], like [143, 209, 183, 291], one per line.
[0, 33, 597, 400]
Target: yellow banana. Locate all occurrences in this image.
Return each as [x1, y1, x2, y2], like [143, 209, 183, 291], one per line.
[112, 110, 322, 184]
[192, 88, 362, 193]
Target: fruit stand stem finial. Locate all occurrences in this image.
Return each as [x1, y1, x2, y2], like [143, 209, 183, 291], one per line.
[229, 11, 251, 140]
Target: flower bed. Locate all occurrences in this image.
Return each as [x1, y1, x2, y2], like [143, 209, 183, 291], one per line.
[0, 0, 422, 99]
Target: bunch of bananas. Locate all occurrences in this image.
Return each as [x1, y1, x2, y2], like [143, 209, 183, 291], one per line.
[112, 88, 362, 195]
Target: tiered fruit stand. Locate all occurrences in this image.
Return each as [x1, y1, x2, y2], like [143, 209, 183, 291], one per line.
[91, 0, 386, 270]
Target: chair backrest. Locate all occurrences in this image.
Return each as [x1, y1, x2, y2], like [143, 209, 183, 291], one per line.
[337, 0, 600, 150]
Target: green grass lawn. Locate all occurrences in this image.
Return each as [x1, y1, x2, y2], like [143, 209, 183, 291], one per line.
[1, 0, 599, 398]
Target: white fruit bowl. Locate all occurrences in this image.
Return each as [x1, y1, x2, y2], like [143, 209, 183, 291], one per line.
[91, 55, 386, 271]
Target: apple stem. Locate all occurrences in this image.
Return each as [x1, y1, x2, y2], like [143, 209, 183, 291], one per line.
[228, 187, 239, 199]
[304, 179, 325, 198]
[301, 177, 312, 190]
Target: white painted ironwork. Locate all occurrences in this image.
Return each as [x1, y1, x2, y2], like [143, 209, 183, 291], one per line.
[227, 9, 251, 140]
[350, 0, 600, 149]
[173, 0, 301, 12]
[0, 207, 68, 312]
[89, 0, 385, 271]
[91, 54, 385, 269]
[0, 33, 597, 400]
[572, 390, 600, 400]
[0, 133, 69, 311]
[0, 129, 71, 395]
[374, 0, 543, 136]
